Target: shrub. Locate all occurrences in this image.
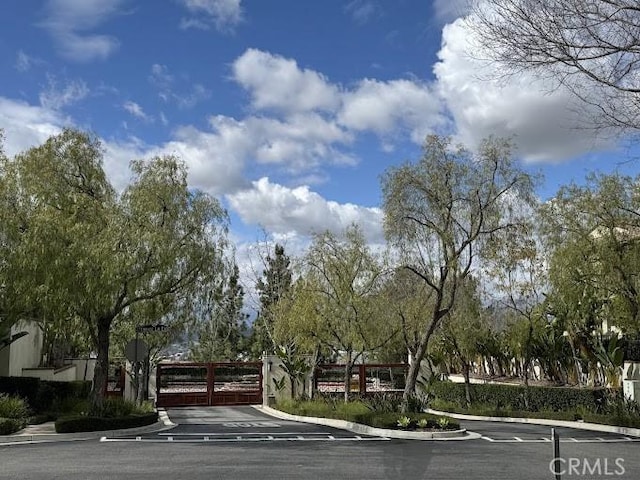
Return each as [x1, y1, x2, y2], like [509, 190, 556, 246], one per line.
[0, 394, 30, 419]
[276, 398, 460, 430]
[36, 381, 91, 412]
[0, 417, 26, 435]
[0, 377, 40, 408]
[431, 381, 609, 413]
[55, 413, 158, 433]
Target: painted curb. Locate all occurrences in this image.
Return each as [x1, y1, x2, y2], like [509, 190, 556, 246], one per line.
[425, 408, 640, 437]
[254, 405, 480, 441]
[0, 409, 176, 445]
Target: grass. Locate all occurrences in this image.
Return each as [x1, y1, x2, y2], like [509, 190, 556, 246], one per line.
[275, 398, 460, 430]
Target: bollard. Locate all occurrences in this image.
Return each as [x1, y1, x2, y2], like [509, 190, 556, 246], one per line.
[552, 428, 561, 479]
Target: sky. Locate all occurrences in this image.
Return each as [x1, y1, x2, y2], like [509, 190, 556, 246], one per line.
[1, 0, 639, 290]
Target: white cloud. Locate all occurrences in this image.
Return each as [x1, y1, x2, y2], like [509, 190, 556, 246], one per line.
[39, 77, 89, 111]
[339, 78, 444, 143]
[0, 97, 66, 157]
[227, 177, 383, 243]
[434, 18, 615, 161]
[159, 112, 169, 126]
[15, 50, 43, 72]
[123, 101, 151, 121]
[39, 0, 125, 62]
[149, 64, 210, 108]
[433, 0, 471, 23]
[149, 64, 174, 92]
[232, 49, 341, 114]
[174, 84, 211, 109]
[345, 1, 381, 25]
[178, 0, 243, 32]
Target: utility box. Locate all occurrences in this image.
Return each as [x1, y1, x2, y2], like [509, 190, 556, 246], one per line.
[622, 362, 640, 401]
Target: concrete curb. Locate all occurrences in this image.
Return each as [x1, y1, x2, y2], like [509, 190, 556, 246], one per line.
[0, 409, 176, 445]
[425, 408, 640, 437]
[253, 405, 480, 441]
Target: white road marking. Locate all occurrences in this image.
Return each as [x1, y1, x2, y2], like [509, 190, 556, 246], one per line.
[479, 436, 637, 444]
[99, 435, 391, 443]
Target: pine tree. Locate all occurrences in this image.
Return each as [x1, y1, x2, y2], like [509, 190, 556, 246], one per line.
[250, 244, 292, 358]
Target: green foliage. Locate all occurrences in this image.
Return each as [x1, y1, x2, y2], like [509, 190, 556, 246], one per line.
[55, 412, 157, 433]
[275, 397, 459, 430]
[251, 244, 293, 358]
[381, 135, 536, 406]
[0, 376, 40, 408]
[0, 393, 30, 419]
[1, 129, 231, 409]
[397, 415, 411, 428]
[417, 418, 429, 429]
[0, 418, 26, 435]
[431, 381, 609, 413]
[35, 380, 91, 412]
[190, 261, 248, 362]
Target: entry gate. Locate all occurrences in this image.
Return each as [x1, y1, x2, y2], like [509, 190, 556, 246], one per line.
[156, 362, 262, 408]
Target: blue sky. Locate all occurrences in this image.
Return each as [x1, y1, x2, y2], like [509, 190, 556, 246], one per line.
[1, 0, 639, 265]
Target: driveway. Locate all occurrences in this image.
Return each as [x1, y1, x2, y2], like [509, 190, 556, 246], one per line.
[102, 405, 389, 443]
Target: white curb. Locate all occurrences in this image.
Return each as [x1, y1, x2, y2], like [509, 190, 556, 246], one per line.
[425, 408, 640, 437]
[253, 405, 480, 441]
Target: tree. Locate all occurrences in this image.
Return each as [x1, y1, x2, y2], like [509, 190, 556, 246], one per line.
[0, 130, 229, 411]
[433, 276, 485, 405]
[484, 206, 548, 386]
[468, 0, 640, 131]
[382, 135, 535, 411]
[250, 244, 292, 358]
[289, 225, 392, 401]
[190, 261, 248, 362]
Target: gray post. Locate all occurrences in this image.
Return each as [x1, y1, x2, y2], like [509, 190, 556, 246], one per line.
[551, 428, 561, 480]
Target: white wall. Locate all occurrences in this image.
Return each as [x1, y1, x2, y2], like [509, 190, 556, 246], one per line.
[7, 321, 42, 376]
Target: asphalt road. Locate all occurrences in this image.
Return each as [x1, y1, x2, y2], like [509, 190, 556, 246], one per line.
[1, 407, 638, 480]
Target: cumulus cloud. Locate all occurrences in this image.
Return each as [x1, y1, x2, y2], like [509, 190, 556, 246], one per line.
[338, 78, 445, 143]
[433, 18, 614, 161]
[39, 0, 125, 62]
[227, 177, 384, 243]
[232, 49, 341, 114]
[0, 97, 66, 157]
[433, 0, 471, 23]
[178, 0, 243, 32]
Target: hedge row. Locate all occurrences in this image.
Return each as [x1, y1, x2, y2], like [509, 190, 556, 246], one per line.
[431, 381, 610, 413]
[55, 413, 158, 433]
[0, 377, 91, 412]
[0, 417, 27, 435]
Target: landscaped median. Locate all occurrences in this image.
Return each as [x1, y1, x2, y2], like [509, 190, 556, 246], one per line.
[256, 397, 477, 440]
[428, 380, 640, 437]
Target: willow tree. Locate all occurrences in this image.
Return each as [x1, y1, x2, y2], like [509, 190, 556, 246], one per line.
[284, 225, 392, 401]
[1, 129, 228, 411]
[382, 135, 535, 411]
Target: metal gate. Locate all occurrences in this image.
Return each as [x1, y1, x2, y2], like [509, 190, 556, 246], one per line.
[156, 362, 262, 408]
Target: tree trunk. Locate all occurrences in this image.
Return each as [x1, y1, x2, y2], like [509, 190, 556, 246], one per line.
[90, 317, 112, 414]
[462, 360, 471, 407]
[343, 350, 353, 403]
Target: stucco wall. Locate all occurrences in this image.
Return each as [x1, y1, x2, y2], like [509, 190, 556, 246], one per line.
[7, 321, 42, 376]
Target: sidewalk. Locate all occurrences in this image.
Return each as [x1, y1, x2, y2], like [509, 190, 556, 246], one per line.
[0, 409, 176, 445]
